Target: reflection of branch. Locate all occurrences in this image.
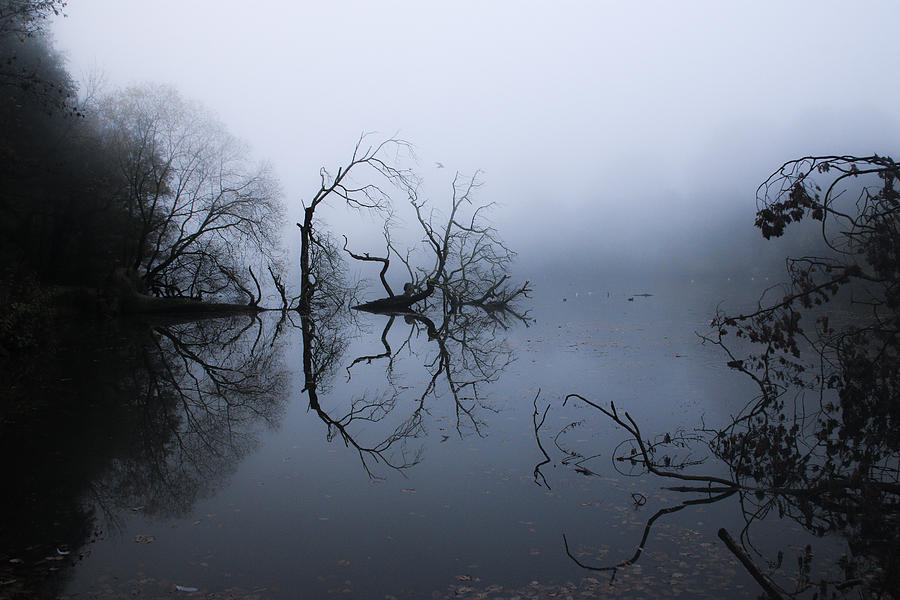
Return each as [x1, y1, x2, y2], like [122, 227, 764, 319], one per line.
[718, 528, 789, 600]
[562, 489, 736, 580]
[307, 394, 416, 479]
[557, 391, 900, 597]
[346, 315, 394, 380]
[531, 391, 552, 489]
[536, 395, 743, 580]
[300, 311, 419, 478]
[85, 315, 287, 520]
[564, 394, 737, 488]
[405, 311, 496, 436]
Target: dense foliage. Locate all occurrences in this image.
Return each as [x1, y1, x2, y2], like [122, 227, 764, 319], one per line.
[710, 155, 900, 479]
[700, 155, 900, 596]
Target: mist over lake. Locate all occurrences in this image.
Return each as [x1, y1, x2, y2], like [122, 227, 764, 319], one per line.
[2, 2, 899, 599]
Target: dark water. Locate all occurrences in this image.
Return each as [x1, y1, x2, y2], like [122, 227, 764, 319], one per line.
[0, 277, 860, 598]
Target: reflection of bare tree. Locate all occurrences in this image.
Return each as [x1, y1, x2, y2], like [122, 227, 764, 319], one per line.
[407, 306, 515, 435]
[358, 297, 527, 435]
[535, 385, 899, 599]
[297, 275, 528, 477]
[298, 304, 422, 478]
[87, 315, 289, 518]
[0, 314, 289, 597]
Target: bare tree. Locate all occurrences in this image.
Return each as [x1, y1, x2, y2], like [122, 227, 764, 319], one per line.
[98, 84, 283, 300]
[296, 133, 415, 314]
[349, 170, 530, 314]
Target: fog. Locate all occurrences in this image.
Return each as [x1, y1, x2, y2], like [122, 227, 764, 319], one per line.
[52, 1, 900, 279]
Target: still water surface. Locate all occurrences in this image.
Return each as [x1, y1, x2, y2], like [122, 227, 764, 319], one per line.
[3, 277, 850, 598]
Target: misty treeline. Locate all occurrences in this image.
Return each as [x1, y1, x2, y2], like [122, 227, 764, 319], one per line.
[1, 9, 282, 309]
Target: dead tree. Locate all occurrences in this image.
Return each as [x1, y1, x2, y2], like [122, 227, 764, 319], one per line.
[296, 133, 415, 314]
[348, 170, 530, 317]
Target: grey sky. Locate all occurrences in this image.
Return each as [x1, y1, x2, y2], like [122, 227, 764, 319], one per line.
[52, 1, 900, 272]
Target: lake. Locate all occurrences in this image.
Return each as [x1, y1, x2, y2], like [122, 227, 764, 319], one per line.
[0, 275, 872, 599]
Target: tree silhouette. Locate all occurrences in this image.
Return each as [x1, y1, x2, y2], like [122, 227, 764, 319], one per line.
[347, 170, 530, 314]
[295, 133, 415, 314]
[97, 84, 283, 300]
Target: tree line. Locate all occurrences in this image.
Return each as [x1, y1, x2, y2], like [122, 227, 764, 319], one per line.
[1, 3, 286, 352]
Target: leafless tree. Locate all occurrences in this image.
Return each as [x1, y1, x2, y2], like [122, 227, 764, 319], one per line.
[349, 170, 531, 315]
[296, 133, 415, 314]
[97, 84, 283, 300]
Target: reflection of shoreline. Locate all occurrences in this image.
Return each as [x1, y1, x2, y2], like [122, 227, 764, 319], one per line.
[0, 314, 289, 598]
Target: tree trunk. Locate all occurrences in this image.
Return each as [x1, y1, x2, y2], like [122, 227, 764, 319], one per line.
[352, 282, 434, 313]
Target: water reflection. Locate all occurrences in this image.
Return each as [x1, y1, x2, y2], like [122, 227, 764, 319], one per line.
[299, 283, 530, 477]
[0, 314, 288, 596]
[87, 316, 288, 518]
[536, 317, 899, 598]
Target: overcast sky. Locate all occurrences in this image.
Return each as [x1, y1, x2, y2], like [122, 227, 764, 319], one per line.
[51, 1, 900, 275]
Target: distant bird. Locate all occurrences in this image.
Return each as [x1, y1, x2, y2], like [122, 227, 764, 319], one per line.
[435, 161, 445, 168]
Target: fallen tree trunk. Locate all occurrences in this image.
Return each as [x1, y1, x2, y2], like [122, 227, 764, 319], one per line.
[352, 282, 434, 313]
[120, 294, 264, 315]
[105, 268, 266, 316]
